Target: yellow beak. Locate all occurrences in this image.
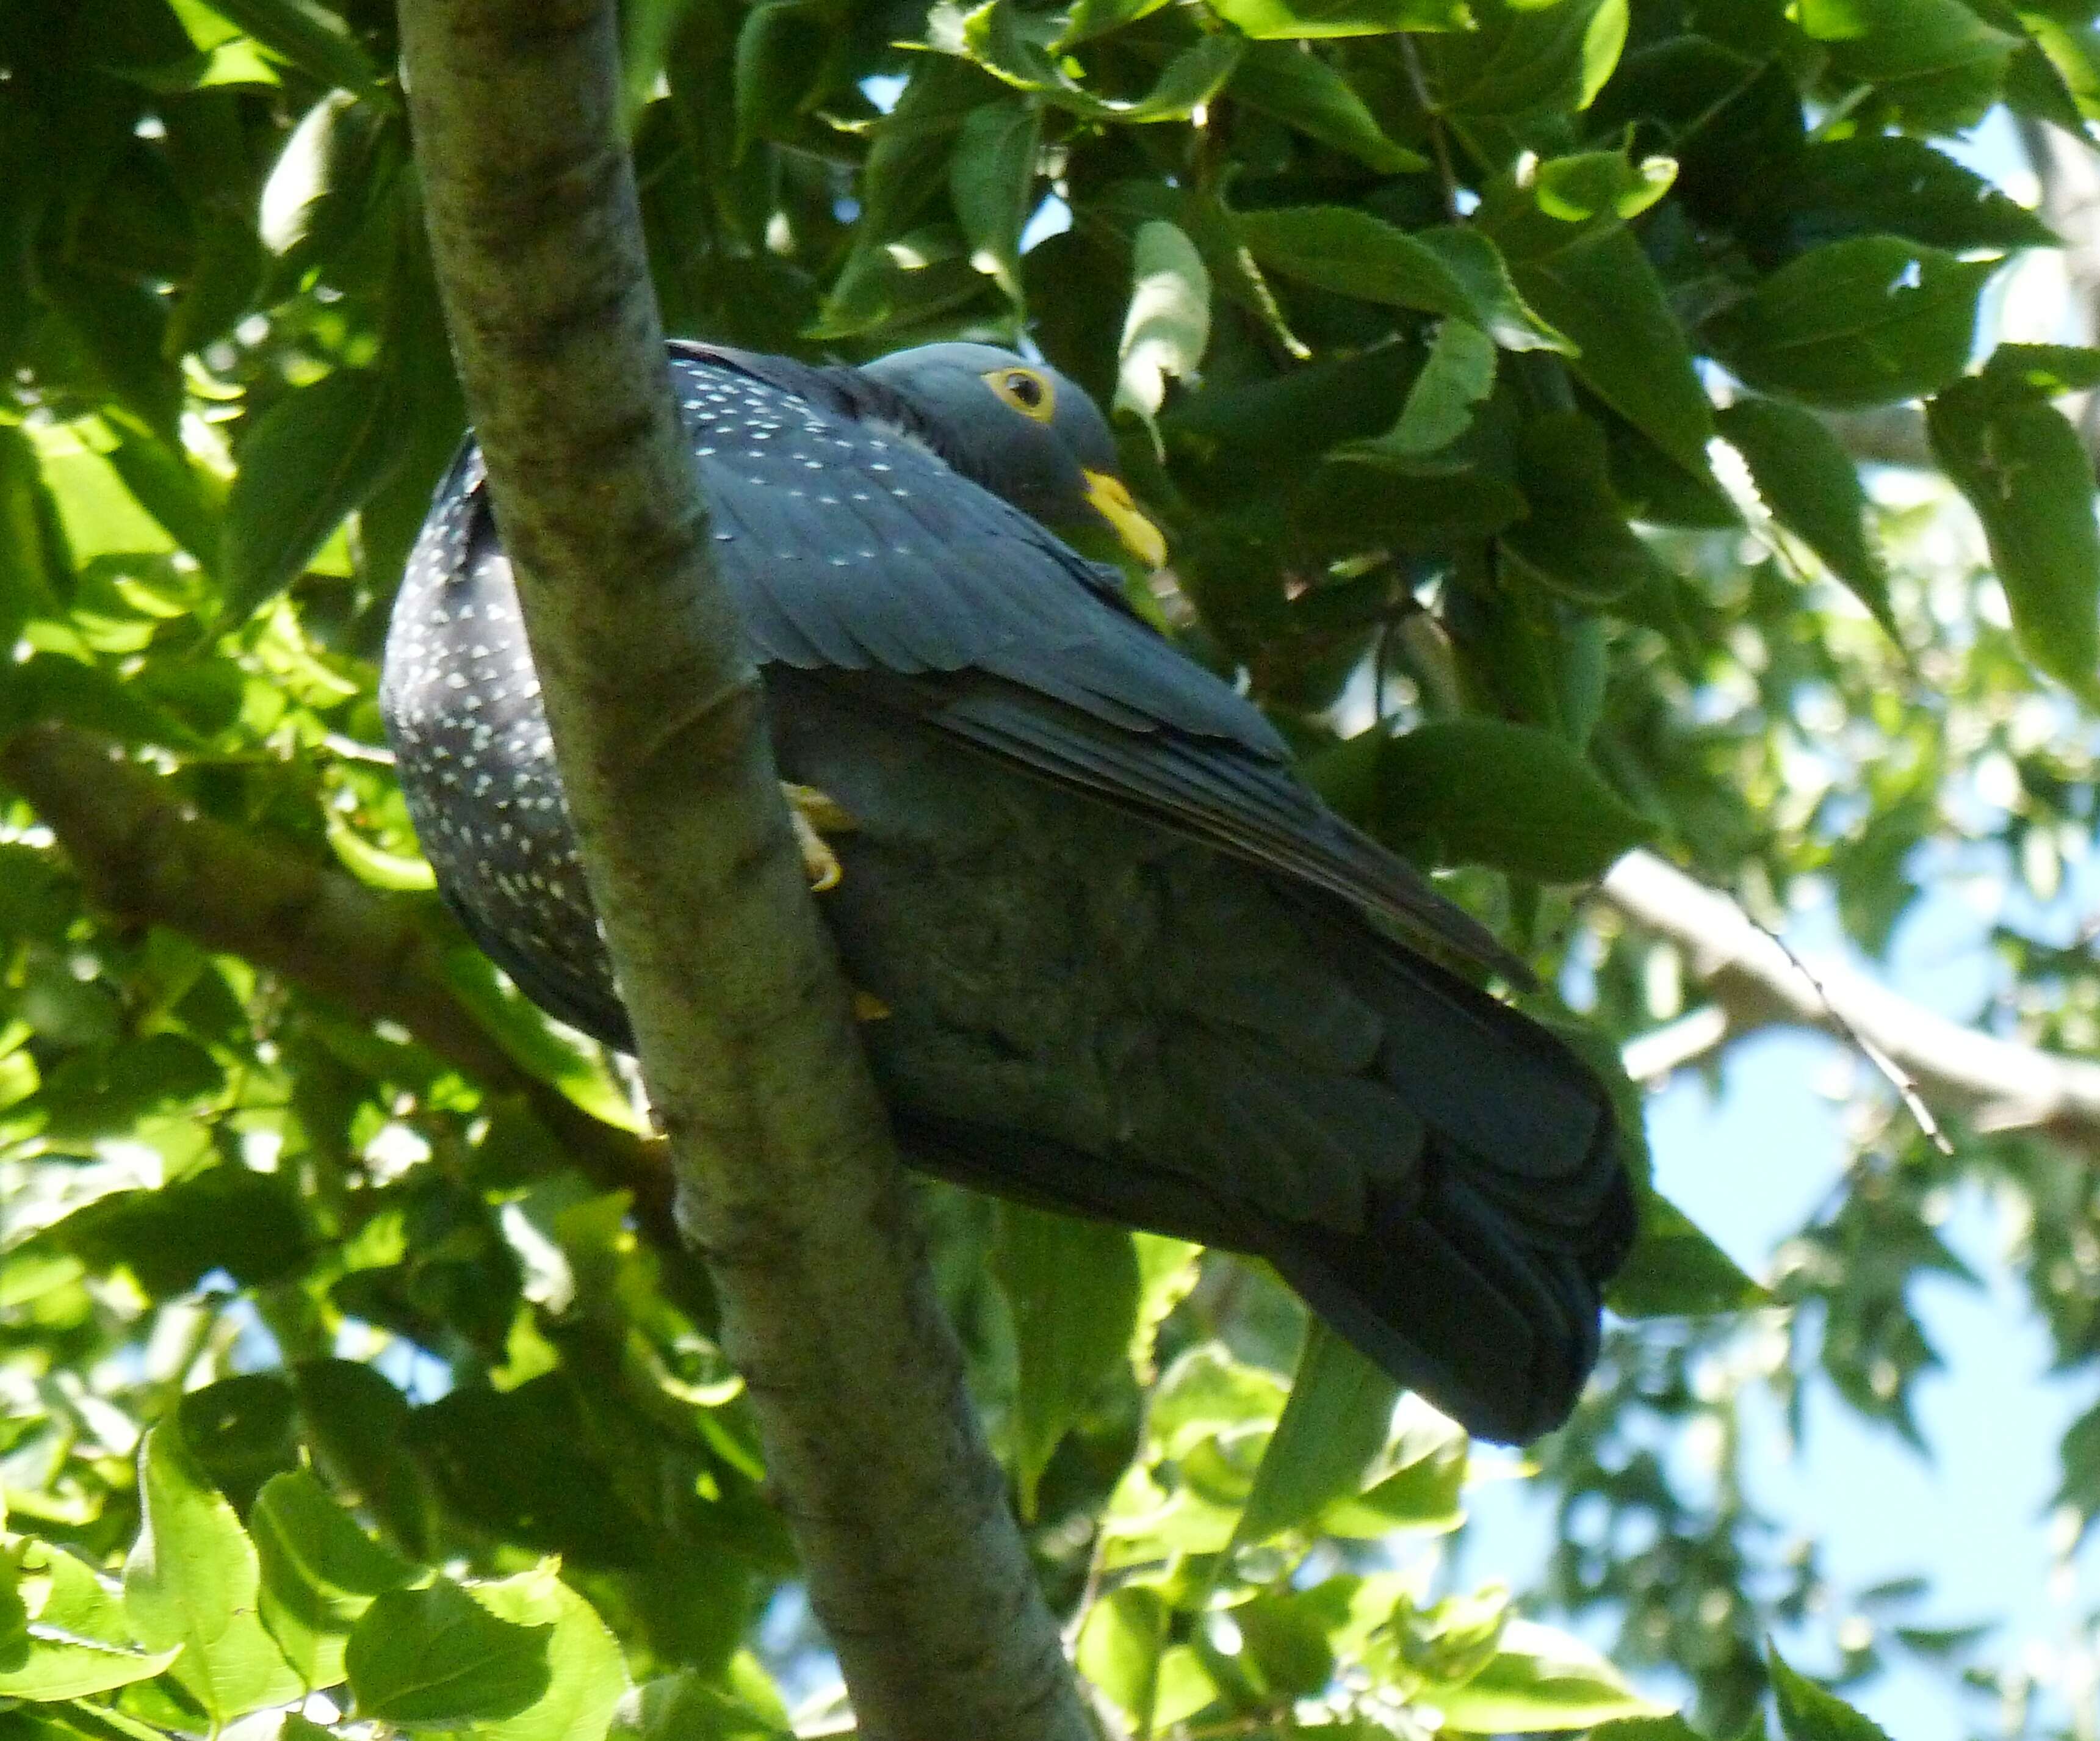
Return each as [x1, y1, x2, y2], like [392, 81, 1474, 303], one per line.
[1083, 469, 1169, 570]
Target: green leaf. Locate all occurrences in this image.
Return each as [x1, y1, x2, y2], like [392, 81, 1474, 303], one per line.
[467, 1565, 630, 1741]
[1238, 208, 1571, 353]
[0, 1543, 181, 1702]
[1150, 1343, 1290, 1455]
[1503, 410, 1673, 603]
[950, 98, 1041, 303]
[0, 654, 192, 753]
[1341, 319, 1497, 463]
[732, 1, 841, 158]
[441, 945, 650, 1134]
[347, 1580, 553, 1724]
[1796, 0, 2018, 131]
[622, 0, 704, 129]
[1235, 1590, 1338, 1699]
[1060, 0, 1174, 43]
[938, 1, 1241, 119]
[99, 421, 226, 581]
[1752, 136, 2055, 256]
[289, 1361, 435, 1562]
[1320, 1400, 1468, 1537]
[1607, 1195, 1772, 1317]
[1533, 151, 1676, 223]
[48, 1165, 306, 1297]
[1769, 1646, 1894, 1741]
[0, 425, 65, 645]
[1104, 32, 1245, 121]
[1205, 0, 1468, 40]
[1235, 1320, 1398, 1546]
[1927, 371, 2100, 702]
[1592, 1717, 1717, 1741]
[325, 811, 437, 891]
[1130, 1232, 1201, 1376]
[1077, 1584, 1167, 1727]
[1229, 42, 1429, 171]
[2016, 16, 2100, 128]
[1372, 718, 1653, 880]
[45, 271, 184, 445]
[26, 422, 175, 563]
[123, 1427, 305, 1727]
[1716, 397, 1894, 635]
[1427, 0, 1627, 117]
[1294, 460, 1528, 550]
[187, 0, 382, 93]
[258, 90, 402, 264]
[1484, 192, 1714, 471]
[1980, 342, 2100, 396]
[178, 1374, 300, 1515]
[167, 212, 268, 361]
[252, 1470, 415, 1690]
[1706, 237, 1996, 409]
[994, 1205, 1141, 1516]
[1432, 1618, 1665, 1732]
[222, 369, 402, 625]
[612, 1668, 794, 1740]
[1116, 220, 1211, 441]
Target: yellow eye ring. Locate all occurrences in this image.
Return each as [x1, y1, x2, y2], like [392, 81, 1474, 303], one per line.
[983, 366, 1057, 424]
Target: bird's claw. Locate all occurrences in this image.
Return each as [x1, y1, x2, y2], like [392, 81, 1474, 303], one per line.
[782, 782, 854, 892]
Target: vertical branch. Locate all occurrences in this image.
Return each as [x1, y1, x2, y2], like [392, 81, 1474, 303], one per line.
[389, 4, 1091, 1736]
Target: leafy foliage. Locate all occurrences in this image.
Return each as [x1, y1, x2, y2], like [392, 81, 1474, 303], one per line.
[1, 0, 2096, 1734]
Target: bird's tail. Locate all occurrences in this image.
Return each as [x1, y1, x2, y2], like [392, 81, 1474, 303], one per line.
[1247, 913, 1635, 1442]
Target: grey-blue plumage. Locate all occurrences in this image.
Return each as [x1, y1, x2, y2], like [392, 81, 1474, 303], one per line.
[381, 341, 1635, 1442]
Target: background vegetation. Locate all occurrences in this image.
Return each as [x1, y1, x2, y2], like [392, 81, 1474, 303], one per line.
[0, 0, 2097, 1736]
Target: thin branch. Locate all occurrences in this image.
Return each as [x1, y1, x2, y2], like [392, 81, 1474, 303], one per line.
[390, 4, 1089, 1737]
[0, 722, 678, 1236]
[1397, 36, 1459, 224]
[1600, 849, 2100, 1155]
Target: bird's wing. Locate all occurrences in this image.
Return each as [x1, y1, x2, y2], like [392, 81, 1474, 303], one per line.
[662, 348, 1525, 979]
[450, 348, 1521, 978]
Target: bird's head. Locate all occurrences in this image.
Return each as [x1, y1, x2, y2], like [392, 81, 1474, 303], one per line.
[859, 342, 1167, 569]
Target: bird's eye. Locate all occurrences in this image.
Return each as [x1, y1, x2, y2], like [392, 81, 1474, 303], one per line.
[983, 366, 1056, 424]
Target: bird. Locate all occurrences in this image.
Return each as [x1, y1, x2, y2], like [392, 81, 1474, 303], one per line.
[380, 339, 1636, 1444]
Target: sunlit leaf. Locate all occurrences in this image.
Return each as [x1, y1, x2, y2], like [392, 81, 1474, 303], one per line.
[124, 1428, 305, 1727]
[1206, 0, 1468, 39]
[347, 1580, 553, 1724]
[1607, 1195, 1772, 1317]
[1769, 1646, 1894, 1741]
[993, 1204, 1141, 1516]
[1433, 1618, 1666, 1732]
[188, 0, 382, 93]
[1239, 208, 1570, 352]
[1716, 397, 1894, 635]
[1707, 237, 1996, 408]
[1235, 1320, 1396, 1546]
[950, 97, 1041, 303]
[468, 1564, 630, 1741]
[1229, 43, 1429, 172]
[1928, 368, 2100, 701]
[0, 1543, 179, 1703]
[1116, 220, 1211, 443]
[222, 369, 402, 624]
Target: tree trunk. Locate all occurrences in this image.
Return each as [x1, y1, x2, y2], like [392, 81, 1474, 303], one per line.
[390, 4, 1093, 1736]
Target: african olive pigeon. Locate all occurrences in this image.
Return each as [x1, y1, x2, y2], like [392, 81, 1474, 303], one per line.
[380, 339, 1637, 1443]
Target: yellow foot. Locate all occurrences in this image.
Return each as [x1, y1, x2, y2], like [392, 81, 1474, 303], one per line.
[782, 781, 856, 892]
[851, 990, 892, 1023]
